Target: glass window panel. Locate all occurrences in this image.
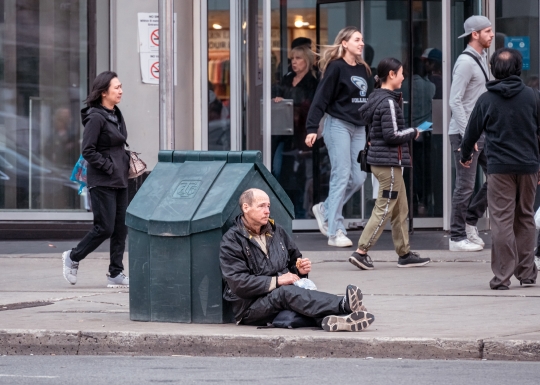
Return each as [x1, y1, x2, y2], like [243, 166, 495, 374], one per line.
[207, 0, 231, 151]
[0, 0, 88, 210]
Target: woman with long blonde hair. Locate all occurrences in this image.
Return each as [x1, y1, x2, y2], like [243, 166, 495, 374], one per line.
[305, 26, 372, 248]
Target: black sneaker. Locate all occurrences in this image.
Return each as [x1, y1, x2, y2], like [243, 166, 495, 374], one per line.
[397, 251, 430, 268]
[349, 252, 374, 270]
[343, 284, 365, 313]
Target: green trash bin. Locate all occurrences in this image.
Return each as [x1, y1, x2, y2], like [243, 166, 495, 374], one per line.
[126, 150, 294, 323]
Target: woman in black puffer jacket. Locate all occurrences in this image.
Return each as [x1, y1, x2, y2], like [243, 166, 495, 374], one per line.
[348, 58, 431, 271]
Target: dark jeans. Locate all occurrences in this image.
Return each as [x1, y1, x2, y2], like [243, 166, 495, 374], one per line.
[241, 285, 343, 327]
[71, 187, 128, 277]
[487, 173, 538, 289]
[449, 134, 488, 241]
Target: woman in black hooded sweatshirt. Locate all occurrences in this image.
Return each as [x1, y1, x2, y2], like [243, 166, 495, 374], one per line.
[348, 58, 431, 271]
[62, 71, 130, 288]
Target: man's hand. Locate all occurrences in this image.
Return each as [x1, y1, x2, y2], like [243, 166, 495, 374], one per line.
[278, 272, 300, 286]
[297, 258, 312, 275]
[305, 133, 317, 147]
[474, 143, 479, 152]
[273, 97, 283, 103]
[460, 157, 473, 168]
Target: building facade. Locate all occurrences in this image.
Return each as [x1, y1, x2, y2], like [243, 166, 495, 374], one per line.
[0, 0, 538, 236]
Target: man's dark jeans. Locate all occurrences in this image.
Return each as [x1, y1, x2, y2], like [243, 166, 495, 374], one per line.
[70, 187, 128, 277]
[449, 134, 488, 241]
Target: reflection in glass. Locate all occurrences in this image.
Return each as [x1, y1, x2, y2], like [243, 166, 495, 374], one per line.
[0, 0, 88, 210]
[207, 0, 231, 151]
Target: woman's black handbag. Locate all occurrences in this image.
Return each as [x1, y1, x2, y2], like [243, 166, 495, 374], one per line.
[357, 127, 371, 173]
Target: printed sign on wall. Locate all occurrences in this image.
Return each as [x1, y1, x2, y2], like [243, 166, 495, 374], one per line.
[505, 36, 530, 71]
[137, 13, 177, 85]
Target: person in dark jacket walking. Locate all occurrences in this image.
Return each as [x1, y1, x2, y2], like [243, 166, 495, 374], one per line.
[349, 58, 431, 270]
[219, 188, 375, 332]
[62, 71, 130, 288]
[460, 48, 539, 290]
[305, 26, 372, 248]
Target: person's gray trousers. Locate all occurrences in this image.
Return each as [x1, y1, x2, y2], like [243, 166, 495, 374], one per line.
[449, 134, 488, 241]
[487, 173, 538, 289]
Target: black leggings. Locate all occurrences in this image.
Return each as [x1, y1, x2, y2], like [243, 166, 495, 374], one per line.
[70, 187, 128, 277]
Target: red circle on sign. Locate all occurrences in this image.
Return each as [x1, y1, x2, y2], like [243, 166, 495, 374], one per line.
[150, 29, 159, 46]
[150, 62, 159, 79]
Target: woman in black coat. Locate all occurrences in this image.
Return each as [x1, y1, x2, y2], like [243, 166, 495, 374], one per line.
[62, 71, 130, 288]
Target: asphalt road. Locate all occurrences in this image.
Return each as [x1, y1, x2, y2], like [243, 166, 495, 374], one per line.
[0, 356, 538, 385]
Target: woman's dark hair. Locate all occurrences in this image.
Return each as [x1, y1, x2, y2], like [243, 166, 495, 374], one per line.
[374, 57, 402, 88]
[84, 71, 118, 107]
[490, 48, 522, 79]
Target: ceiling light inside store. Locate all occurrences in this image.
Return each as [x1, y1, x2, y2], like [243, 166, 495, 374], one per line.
[213, 23, 222, 29]
[294, 16, 309, 28]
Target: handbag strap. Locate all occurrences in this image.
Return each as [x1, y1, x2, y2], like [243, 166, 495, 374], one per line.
[462, 51, 489, 83]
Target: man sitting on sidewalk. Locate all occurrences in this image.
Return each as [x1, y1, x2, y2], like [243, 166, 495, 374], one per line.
[219, 188, 375, 332]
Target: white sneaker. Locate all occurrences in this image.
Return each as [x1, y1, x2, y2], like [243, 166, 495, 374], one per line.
[107, 272, 129, 288]
[535, 256, 540, 270]
[466, 224, 485, 247]
[328, 229, 353, 247]
[62, 250, 78, 285]
[449, 238, 483, 252]
[312, 203, 328, 237]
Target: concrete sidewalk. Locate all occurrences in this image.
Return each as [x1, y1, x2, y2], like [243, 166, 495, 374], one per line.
[1, 235, 540, 361]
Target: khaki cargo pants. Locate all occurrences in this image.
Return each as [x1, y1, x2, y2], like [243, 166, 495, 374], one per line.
[357, 165, 410, 256]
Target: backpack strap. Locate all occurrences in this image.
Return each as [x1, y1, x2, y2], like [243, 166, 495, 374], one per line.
[462, 51, 489, 82]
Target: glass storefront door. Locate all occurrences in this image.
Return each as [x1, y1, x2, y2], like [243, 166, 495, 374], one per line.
[259, 0, 444, 229]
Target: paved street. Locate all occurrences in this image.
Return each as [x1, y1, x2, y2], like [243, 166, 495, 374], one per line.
[1, 231, 540, 360]
[0, 356, 539, 385]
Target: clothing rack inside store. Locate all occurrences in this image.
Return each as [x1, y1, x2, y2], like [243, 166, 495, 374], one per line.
[208, 50, 230, 101]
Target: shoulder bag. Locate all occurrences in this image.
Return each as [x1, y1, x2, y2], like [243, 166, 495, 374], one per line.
[357, 126, 371, 173]
[125, 142, 147, 179]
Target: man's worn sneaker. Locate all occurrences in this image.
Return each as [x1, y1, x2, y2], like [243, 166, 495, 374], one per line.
[535, 256, 540, 270]
[349, 252, 374, 270]
[322, 311, 374, 332]
[328, 229, 353, 247]
[107, 272, 129, 288]
[62, 250, 78, 285]
[449, 238, 483, 252]
[397, 251, 430, 268]
[466, 224, 485, 247]
[312, 203, 328, 237]
[343, 285, 365, 312]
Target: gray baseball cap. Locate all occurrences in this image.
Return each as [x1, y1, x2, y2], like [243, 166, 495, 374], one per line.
[458, 15, 492, 39]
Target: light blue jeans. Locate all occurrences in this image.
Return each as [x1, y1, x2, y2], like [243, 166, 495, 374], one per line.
[322, 115, 367, 237]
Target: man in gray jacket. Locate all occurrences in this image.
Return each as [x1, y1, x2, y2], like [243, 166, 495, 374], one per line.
[448, 15, 494, 252]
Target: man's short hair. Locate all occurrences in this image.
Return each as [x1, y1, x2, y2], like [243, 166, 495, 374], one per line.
[238, 189, 255, 211]
[490, 48, 522, 79]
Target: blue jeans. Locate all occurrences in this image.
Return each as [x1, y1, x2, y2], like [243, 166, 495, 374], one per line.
[322, 115, 367, 237]
[449, 134, 488, 241]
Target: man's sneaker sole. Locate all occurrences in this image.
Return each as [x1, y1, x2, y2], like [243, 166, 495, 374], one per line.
[346, 285, 364, 312]
[62, 251, 76, 285]
[321, 311, 374, 332]
[397, 260, 431, 268]
[312, 203, 328, 237]
[349, 256, 374, 270]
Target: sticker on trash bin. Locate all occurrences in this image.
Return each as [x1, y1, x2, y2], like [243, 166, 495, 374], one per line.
[173, 180, 201, 199]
